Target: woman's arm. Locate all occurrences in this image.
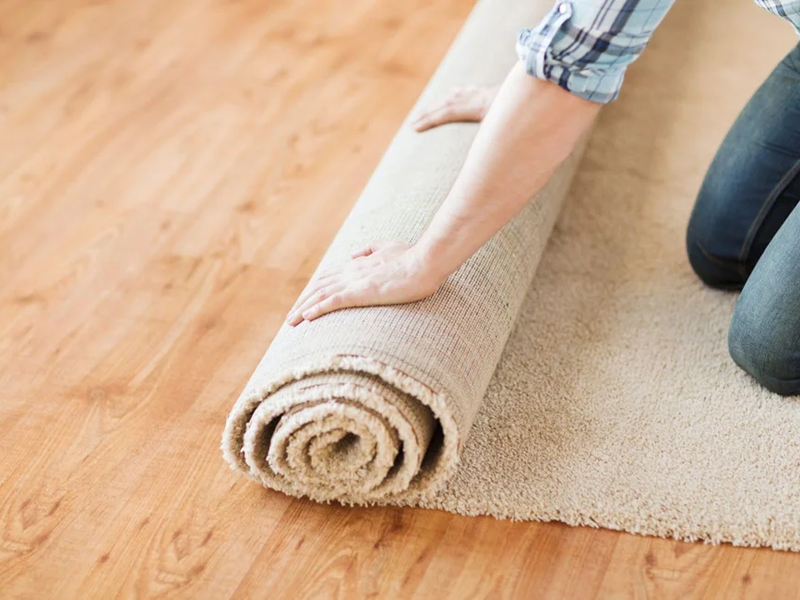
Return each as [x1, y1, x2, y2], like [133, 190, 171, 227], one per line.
[288, 0, 676, 325]
[412, 61, 599, 282]
[287, 61, 600, 326]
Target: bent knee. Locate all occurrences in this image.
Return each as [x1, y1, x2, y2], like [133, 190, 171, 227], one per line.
[728, 310, 800, 396]
[686, 229, 747, 290]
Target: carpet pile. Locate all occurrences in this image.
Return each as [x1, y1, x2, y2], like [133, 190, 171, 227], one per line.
[222, 0, 800, 550]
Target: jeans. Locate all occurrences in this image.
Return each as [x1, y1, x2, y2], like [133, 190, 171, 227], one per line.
[686, 43, 800, 396]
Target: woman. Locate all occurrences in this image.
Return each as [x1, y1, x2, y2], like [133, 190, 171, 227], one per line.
[288, 0, 800, 395]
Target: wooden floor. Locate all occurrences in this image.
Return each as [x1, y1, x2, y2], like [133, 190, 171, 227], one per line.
[1, 0, 800, 598]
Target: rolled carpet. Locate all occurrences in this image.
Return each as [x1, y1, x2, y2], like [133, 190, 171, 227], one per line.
[224, 0, 800, 549]
[222, 0, 582, 504]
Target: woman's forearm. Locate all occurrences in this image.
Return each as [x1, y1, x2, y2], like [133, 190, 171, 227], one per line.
[415, 61, 601, 281]
[288, 62, 602, 325]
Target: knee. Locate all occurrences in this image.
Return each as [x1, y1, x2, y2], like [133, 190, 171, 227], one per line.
[685, 152, 753, 290]
[728, 306, 800, 396]
[686, 226, 746, 290]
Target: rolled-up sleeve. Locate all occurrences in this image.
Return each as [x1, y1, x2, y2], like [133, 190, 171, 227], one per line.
[516, 0, 675, 103]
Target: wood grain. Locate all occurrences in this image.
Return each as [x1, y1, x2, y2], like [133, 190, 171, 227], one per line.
[1, 0, 799, 598]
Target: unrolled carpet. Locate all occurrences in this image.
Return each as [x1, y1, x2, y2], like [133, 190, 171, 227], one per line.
[222, 0, 800, 550]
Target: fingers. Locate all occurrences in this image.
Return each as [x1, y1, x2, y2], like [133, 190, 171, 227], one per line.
[287, 281, 374, 325]
[290, 277, 328, 316]
[412, 105, 456, 132]
[290, 248, 381, 320]
[302, 288, 364, 322]
[286, 283, 344, 326]
[287, 240, 397, 326]
[411, 87, 486, 132]
[351, 241, 387, 259]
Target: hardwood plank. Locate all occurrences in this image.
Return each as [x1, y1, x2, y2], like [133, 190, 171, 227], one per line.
[1, 0, 799, 598]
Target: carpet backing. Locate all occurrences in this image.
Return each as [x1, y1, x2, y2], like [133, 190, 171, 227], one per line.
[222, 0, 800, 550]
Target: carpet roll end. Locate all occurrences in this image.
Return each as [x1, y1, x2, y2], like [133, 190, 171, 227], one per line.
[222, 356, 461, 504]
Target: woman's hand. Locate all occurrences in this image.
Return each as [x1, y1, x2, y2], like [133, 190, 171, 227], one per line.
[285, 65, 599, 326]
[286, 241, 445, 326]
[411, 84, 500, 132]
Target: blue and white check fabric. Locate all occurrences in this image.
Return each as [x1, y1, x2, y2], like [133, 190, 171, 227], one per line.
[517, 0, 800, 103]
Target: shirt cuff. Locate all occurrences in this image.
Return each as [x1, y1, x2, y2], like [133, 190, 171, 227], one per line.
[516, 2, 626, 104]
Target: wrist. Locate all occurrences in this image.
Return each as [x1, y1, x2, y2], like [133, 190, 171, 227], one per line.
[412, 237, 454, 286]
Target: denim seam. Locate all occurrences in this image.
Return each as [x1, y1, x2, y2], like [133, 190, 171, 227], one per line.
[694, 238, 740, 269]
[738, 154, 800, 276]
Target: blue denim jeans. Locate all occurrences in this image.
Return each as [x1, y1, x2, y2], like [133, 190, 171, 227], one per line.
[686, 43, 800, 396]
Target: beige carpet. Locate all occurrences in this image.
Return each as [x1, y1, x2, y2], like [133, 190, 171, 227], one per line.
[222, 0, 800, 550]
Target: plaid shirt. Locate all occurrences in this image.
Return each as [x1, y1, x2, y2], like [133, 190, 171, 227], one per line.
[516, 0, 800, 103]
